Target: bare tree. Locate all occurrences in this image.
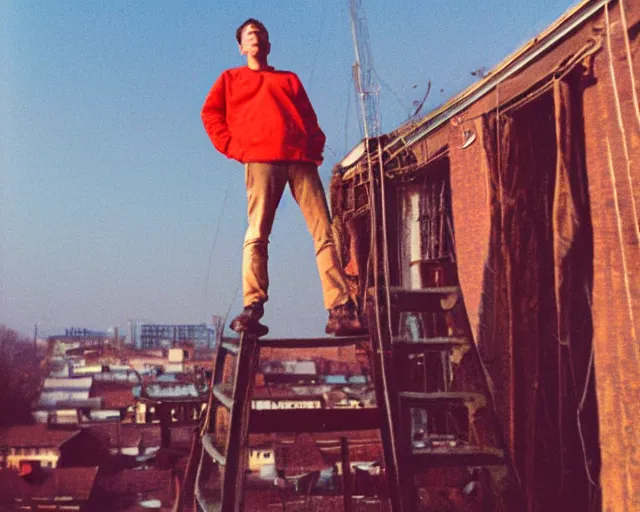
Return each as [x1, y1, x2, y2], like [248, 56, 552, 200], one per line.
[0, 325, 45, 426]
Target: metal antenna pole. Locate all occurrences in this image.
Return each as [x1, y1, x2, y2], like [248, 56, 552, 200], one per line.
[349, 0, 381, 139]
[348, 2, 402, 510]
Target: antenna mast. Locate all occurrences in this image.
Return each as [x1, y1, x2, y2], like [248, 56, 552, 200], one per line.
[349, 0, 381, 139]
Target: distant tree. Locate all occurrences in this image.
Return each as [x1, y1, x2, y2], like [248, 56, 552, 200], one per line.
[0, 325, 45, 426]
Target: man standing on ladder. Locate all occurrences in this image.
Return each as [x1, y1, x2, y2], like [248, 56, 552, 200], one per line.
[201, 18, 364, 337]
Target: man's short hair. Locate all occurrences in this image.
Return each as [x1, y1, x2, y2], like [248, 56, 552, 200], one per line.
[236, 18, 268, 44]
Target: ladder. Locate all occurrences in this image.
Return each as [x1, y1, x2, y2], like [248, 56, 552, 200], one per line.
[181, 161, 522, 511]
[183, 286, 520, 511]
[355, 139, 523, 510]
[368, 257, 523, 511]
[187, 331, 394, 511]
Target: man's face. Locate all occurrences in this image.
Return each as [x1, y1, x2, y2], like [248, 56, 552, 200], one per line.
[239, 24, 270, 58]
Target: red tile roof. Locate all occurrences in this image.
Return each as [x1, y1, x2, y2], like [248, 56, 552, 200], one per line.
[96, 468, 174, 510]
[0, 425, 80, 448]
[90, 381, 135, 409]
[0, 466, 99, 502]
[85, 423, 194, 450]
[275, 433, 327, 474]
[85, 423, 143, 449]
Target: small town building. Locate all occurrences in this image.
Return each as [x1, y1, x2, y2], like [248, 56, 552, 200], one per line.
[129, 322, 216, 350]
[0, 425, 108, 472]
[0, 466, 99, 512]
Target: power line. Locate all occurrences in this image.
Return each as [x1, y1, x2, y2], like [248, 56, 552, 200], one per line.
[344, 73, 353, 153]
[203, 177, 232, 312]
[307, 0, 328, 88]
[373, 68, 412, 119]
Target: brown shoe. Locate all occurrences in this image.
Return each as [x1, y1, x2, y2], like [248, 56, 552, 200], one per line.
[230, 302, 269, 337]
[325, 300, 366, 336]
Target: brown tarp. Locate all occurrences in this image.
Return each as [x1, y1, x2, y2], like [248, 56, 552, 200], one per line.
[448, 2, 639, 510]
[581, 2, 640, 510]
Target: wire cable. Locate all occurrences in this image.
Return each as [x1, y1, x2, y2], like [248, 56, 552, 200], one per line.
[203, 178, 232, 312]
[373, 68, 411, 119]
[306, 0, 328, 88]
[344, 74, 353, 155]
[576, 284, 598, 487]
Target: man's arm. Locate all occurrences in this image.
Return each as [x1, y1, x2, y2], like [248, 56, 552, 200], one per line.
[201, 72, 241, 160]
[292, 75, 326, 165]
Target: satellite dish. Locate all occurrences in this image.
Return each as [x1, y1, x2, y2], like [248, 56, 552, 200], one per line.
[462, 130, 477, 149]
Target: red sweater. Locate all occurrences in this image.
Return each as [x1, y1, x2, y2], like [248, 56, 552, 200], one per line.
[201, 66, 326, 165]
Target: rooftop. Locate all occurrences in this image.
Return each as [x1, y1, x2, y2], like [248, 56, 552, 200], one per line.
[95, 468, 174, 511]
[90, 380, 135, 410]
[43, 377, 93, 390]
[0, 466, 99, 502]
[0, 425, 81, 448]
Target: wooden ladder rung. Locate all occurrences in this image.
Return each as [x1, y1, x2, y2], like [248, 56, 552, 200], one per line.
[258, 334, 370, 349]
[202, 433, 226, 466]
[194, 331, 387, 511]
[391, 336, 468, 352]
[411, 446, 504, 468]
[389, 286, 460, 312]
[248, 407, 381, 434]
[399, 391, 486, 408]
[212, 384, 233, 410]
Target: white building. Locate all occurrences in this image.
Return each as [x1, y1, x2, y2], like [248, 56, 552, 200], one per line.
[129, 322, 216, 350]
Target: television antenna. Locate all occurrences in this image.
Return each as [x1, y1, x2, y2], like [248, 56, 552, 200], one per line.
[349, 0, 381, 139]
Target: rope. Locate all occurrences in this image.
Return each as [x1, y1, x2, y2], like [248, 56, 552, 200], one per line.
[577, 285, 599, 487]
[619, 0, 640, 130]
[605, 3, 640, 246]
[363, 135, 402, 501]
[377, 138, 394, 346]
[500, 37, 602, 117]
[605, 137, 637, 341]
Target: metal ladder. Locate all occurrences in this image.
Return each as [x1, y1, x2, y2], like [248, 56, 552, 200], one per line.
[187, 331, 395, 512]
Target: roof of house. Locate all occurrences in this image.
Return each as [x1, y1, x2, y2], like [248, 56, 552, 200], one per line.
[85, 423, 194, 450]
[35, 397, 103, 411]
[95, 468, 173, 511]
[0, 425, 81, 448]
[136, 382, 200, 399]
[90, 381, 135, 409]
[43, 377, 93, 390]
[0, 466, 99, 503]
[274, 433, 327, 475]
[252, 386, 325, 400]
[85, 423, 143, 449]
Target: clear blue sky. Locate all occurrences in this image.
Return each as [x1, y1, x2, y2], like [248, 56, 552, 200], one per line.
[1, 0, 578, 339]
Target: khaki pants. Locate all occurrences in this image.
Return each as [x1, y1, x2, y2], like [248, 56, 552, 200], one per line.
[242, 161, 349, 310]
